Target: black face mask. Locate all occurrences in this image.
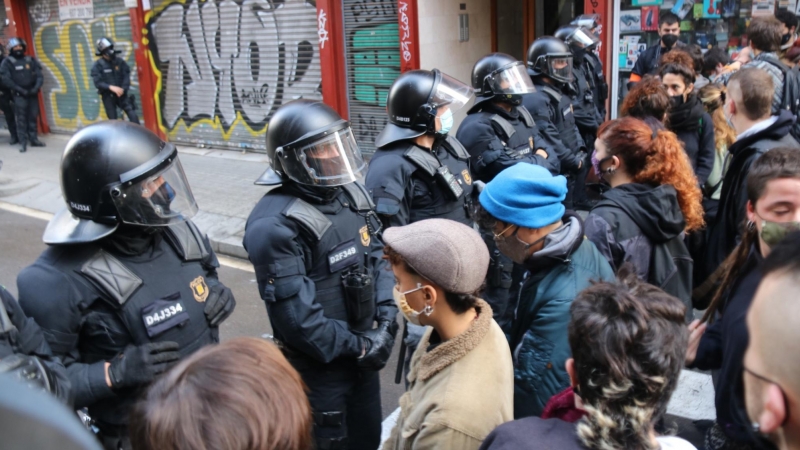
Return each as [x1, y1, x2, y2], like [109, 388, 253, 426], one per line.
[781, 33, 792, 46]
[670, 94, 685, 107]
[103, 48, 116, 59]
[572, 47, 586, 64]
[10, 50, 23, 58]
[497, 94, 523, 106]
[662, 34, 679, 50]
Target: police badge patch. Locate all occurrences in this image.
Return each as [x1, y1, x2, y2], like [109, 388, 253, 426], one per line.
[461, 169, 472, 185]
[190, 276, 209, 302]
[359, 226, 371, 246]
[529, 136, 534, 149]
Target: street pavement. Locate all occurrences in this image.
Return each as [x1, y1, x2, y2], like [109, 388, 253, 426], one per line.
[0, 130, 713, 447]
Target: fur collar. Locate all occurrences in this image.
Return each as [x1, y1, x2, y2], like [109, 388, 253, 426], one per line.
[414, 299, 492, 382]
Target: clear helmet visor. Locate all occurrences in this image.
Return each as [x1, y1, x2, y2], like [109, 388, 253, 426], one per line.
[549, 56, 574, 82]
[572, 14, 600, 33]
[111, 157, 199, 226]
[282, 127, 366, 186]
[487, 62, 537, 95]
[428, 72, 475, 114]
[569, 27, 600, 48]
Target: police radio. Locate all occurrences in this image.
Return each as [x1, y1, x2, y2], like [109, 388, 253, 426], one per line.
[435, 165, 464, 201]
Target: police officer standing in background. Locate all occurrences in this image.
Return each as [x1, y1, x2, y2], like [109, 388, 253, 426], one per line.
[0, 38, 44, 153]
[17, 121, 236, 450]
[456, 53, 557, 328]
[365, 69, 475, 383]
[243, 99, 397, 450]
[555, 25, 604, 210]
[523, 37, 586, 210]
[571, 14, 609, 119]
[91, 38, 139, 124]
[0, 46, 18, 145]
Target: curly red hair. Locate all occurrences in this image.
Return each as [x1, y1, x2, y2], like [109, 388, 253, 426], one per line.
[597, 117, 705, 232]
[620, 76, 671, 122]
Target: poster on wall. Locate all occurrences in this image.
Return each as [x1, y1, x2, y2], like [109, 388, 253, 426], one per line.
[58, 0, 93, 21]
[672, 0, 697, 18]
[620, 9, 642, 32]
[752, 0, 775, 15]
[642, 6, 659, 30]
[703, 0, 722, 17]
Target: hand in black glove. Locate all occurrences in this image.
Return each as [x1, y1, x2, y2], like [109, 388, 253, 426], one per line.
[357, 320, 398, 371]
[108, 341, 180, 390]
[204, 284, 236, 327]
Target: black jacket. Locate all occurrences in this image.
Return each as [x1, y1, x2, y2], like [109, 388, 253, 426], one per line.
[631, 40, 686, 78]
[705, 111, 800, 279]
[692, 244, 762, 444]
[0, 55, 43, 95]
[479, 417, 586, 450]
[668, 95, 716, 185]
[585, 183, 685, 281]
[91, 56, 132, 94]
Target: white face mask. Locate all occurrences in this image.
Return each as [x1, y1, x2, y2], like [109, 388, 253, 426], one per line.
[393, 284, 433, 325]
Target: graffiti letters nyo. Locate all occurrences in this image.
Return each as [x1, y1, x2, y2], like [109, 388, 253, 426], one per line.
[147, 0, 322, 149]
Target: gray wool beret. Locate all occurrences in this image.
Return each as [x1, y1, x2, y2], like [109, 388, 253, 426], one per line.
[383, 218, 490, 294]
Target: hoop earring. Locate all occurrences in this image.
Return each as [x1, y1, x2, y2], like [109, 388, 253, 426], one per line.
[422, 304, 434, 316]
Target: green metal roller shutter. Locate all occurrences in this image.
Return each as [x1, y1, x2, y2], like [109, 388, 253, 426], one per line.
[30, 0, 140, 133]
[147, 0, 322, 151]
[342, 0, 400, 156]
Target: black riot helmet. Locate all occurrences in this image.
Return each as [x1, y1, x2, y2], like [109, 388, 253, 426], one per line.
[43, 121, 199, 244]
[527, 36, 574, 85]
[95, 37, 119, 57]
[571, 14, 601, 36]
[375, 69, 473, 148]
[6, 37, 26, 55]
[471, 53, 536, 108]
[555, 25, 600, 64]
[255, 99, 366, 187]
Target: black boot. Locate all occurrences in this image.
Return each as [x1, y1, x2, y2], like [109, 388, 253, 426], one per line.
[19, 142, 26, 153]
[29, 139, 45, 147]
[9, 136, 18, 145]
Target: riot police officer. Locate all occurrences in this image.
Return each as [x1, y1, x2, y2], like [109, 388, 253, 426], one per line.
[17, 121, 236, 450]
[0, 38, 44, 153]
[91, 38, 139, 124]
[523, 37, 586, 210]
[243, 99, 397, 450]
[0, 285, 70, 402]
[365, 69, 474, 386]
[365, 69, 475, 228]
[556, 25, 604, 210]
[571, 14, 609, 119]
[456, 53, 558, 328]
[0, 46, 18, 145]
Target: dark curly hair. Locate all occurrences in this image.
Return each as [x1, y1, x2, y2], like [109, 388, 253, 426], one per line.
[569, 264, 688, 450]
[383, 245, 482, 313]
[620, 75, 671, 123]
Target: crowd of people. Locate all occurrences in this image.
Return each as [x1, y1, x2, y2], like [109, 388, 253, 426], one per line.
[4, 10, 800, 450]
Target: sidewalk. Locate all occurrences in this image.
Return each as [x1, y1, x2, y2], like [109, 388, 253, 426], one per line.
[0, 131, 270, 259]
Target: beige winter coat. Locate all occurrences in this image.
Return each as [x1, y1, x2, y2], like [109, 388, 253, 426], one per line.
[385, 300, 514, 450]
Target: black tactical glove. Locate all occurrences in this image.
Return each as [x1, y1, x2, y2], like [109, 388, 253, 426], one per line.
[108, 341, 180, 390]
[204, 284, 236, 327]
[357, 320, 398, 371]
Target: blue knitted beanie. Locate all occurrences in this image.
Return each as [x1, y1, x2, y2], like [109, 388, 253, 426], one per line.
[479, 163, 567, 229]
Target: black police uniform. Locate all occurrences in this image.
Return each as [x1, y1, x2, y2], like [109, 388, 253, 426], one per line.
[0, 285, 70, 402]
[0, 54, 17, 143]
[243, 182, 396, 450]
[0, 54, 43, 148]
[17, 223, 222, 446]
[571, 61, 604, 206]
[523, 79, 586, 209]
[91, 56, 139, 123]
[585, 51, 608, 119]
[366, 135, 474, 229]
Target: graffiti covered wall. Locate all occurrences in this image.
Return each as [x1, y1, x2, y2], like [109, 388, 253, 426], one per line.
[147, 0, 322, 150]
[31, 0, 140, 132]
[342, 0, 399, 154]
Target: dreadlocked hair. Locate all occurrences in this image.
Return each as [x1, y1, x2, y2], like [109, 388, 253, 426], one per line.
[570, 264, 688, 450]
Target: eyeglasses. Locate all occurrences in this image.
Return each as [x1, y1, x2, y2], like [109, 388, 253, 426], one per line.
[743, 365, 790, 426]
[493, 223, 516, 240]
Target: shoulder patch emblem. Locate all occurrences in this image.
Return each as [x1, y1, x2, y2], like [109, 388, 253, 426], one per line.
[190, 276, 209, 302]
[461, 169, 472, 185]
[359, 225, 371, 247]
[529, 136, 534, 149]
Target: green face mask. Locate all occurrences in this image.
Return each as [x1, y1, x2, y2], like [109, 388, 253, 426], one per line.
[760, 219, 800, 247]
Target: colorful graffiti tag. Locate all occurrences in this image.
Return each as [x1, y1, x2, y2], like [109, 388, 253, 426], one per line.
[33, 11, 139, 130]
[147, 0, 321, 148]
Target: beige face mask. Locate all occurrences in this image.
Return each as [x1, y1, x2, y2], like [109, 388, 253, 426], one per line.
[392, 284, 432, 325]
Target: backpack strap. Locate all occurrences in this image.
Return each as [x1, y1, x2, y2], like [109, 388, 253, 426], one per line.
[282, 198, 333, 242]
[80, 249, 143, 306]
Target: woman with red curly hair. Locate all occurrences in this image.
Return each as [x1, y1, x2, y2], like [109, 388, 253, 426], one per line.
[620, 75, 671, 126]
[585, 117, 704, 316]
